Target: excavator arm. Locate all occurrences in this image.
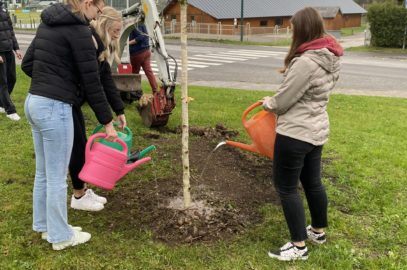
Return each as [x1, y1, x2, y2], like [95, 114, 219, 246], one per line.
[112, 0, 178, 127]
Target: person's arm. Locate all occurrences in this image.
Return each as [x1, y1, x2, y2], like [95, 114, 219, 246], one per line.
[7, 13, 21, 59]
[69, 28, 114, 129]
[129, 26, 147, 45]
[99, 61, 127, 129]
[263, 58, 315, 115]
[99, 61, 125, 116]
[21, 38, 35, 77]
[128, 30, 137, 45]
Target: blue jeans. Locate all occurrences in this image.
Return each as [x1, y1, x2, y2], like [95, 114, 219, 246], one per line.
[24, 94, 74, 243]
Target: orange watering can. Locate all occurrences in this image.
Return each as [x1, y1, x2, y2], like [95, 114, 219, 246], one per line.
[226, 101, 277, 159]
[79, 133, 151, 190]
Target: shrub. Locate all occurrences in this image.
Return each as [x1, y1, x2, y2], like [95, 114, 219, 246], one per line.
[367, 2, 407, 47]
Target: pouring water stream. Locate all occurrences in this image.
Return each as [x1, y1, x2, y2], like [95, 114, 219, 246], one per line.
[197, 141, 227, 181]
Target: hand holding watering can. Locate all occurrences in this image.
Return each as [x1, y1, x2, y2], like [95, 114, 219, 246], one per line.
[103, 121, 119, 142]
[93, 122, 133, 155]
[102, 115, 127, 142]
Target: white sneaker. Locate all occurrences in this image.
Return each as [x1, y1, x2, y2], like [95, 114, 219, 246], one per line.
[52, 230, 91, 251]
[306, 225, 326, 244]
[42, 225, 82, 240]
[86, 189, 107, 204]
[268, 242, 308, 261]
[6, 113, 20, 121]
[70, 193, 104, 211]
[0, 107, 5, 113]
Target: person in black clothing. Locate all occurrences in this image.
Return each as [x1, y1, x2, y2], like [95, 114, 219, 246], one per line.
[21, 0, 117, 251]
[69, 6, 126, 211]
[0, 1, 22, 121]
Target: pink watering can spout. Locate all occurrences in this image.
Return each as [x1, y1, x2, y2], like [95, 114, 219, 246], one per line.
[118, 158, 151, 179]
[79, 133, 151, 190]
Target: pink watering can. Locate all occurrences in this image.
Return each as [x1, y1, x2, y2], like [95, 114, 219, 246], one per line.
[79, 133, 151, 190]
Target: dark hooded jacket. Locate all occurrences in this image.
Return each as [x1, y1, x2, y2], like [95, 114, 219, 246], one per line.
[21, 3, 113, 124]
[90, 26, 124, 116]
[0, 2, 19, 52]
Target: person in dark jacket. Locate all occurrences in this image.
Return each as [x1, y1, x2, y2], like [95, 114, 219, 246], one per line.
[0, 1, 22, 121]
[69, 6, 126, 212]
[21, 0, 117, 251]
[129, 22, 157, 93]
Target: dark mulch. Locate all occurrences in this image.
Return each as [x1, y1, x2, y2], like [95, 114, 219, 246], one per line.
[105, 125, 279, 245]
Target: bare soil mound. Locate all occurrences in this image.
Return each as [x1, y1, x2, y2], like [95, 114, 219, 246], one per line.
[106, 125, 279, 245]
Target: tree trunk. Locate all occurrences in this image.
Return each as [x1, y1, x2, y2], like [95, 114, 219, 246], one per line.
[180, 0, 191, 208]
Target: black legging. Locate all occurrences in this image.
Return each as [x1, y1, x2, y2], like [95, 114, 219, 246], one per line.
[273, 134, 328, 242]
[0, 51, 17, 114]
[69, 105, 87, 190]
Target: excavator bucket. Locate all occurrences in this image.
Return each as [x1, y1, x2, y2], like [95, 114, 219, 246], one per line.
[137, 87, 175, 127]
[111, 74, 141, 92]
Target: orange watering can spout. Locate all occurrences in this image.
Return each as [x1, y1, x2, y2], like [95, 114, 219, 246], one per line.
[225, 140, 258, 154]
[225, 101, 277, 159]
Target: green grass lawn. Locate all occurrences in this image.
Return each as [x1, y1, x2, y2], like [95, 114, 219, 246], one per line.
[11, 11, 40, 21]
[0, 68, 406, 269]
[346, 46, 407, 54]
[341, 25, 367, 37]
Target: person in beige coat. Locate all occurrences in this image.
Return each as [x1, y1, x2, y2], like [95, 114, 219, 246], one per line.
[264, 7, 343, 261]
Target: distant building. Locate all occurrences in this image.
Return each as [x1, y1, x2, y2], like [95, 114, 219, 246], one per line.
[163, 0, 366, 30]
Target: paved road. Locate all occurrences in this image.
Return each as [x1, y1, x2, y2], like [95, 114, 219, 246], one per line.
[16, 33, 407, 98]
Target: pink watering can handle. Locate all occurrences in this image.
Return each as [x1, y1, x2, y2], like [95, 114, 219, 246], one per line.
[242, 101, 262, 127]
[86, 133, 128, 158]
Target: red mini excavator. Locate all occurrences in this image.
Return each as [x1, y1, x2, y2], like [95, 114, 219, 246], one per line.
[111, 0, 178, 127]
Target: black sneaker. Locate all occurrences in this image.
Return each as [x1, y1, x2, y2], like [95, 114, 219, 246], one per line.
[268, 242, 308, 261]
[306, 225, 326, 244]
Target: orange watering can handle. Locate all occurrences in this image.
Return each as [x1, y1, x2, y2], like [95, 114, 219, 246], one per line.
[242, 101, 263, 126]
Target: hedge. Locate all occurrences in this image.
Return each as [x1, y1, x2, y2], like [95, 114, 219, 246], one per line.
[367, 2, 407, 47]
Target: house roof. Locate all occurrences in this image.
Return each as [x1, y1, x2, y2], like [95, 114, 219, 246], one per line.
[174, 0, 366, 19]
[314, 6, 341, 19]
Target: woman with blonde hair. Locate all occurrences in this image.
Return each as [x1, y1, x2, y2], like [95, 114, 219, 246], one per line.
[91, 6, 122, 65]
[22, 0, 119, 250]
[69, 6, 127, 212]
[263, 7, 343, 261]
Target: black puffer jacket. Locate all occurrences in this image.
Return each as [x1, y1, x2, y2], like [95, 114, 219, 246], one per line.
[21, 3, 112, 124]
[91, 26, 124, 116]
[0, 5, 19, 52]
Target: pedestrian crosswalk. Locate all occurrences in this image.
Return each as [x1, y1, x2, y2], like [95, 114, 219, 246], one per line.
[15, 34, 287, 75]
[141, 49, 286, 75]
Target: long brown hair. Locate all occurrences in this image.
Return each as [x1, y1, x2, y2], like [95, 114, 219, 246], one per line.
[282, 7, 326, 72]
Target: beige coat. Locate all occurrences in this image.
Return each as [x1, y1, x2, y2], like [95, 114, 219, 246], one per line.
[263, 48, 341, 145]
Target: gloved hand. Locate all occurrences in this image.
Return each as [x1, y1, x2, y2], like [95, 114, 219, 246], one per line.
[138, 94, 154, 107]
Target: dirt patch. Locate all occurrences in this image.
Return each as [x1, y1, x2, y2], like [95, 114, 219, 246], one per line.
[106, 125, 279, 245]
